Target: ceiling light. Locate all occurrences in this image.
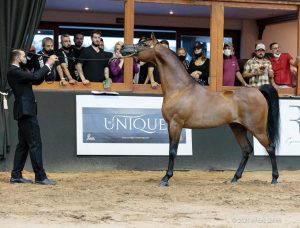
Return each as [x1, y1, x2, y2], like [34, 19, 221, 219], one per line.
[84, 7, 90, 11]
[169, 10, 174, 15]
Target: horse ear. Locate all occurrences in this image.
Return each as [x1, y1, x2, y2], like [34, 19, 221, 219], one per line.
[151, 33, 158, 44]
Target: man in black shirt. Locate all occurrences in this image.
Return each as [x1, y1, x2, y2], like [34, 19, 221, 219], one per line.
[29, 37, 60, 82]
[57, 34, 77, 85]
[76, 30, 110, 84]
[73, 33, 85, 59]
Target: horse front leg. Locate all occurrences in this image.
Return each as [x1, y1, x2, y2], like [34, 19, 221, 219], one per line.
[160, 121, 182, 187]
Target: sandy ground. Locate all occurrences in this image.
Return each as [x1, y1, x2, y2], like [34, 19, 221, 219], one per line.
[1, 170, 300, 228]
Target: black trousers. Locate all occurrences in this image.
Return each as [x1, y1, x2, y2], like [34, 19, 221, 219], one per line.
[11, 115, 47, 181]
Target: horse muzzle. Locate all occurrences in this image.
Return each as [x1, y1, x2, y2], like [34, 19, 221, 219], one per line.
[121, 45, 137, 57]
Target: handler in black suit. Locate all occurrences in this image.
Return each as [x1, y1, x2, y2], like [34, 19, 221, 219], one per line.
[7, 49, 57, 185]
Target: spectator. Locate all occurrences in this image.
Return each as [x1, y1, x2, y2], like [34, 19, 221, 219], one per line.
[223, 42, 249, 87]
[72, 33, 85, 59]
[188, 41, 210, 85]
[160, 39, 169, 48]
[243, 43, 275, 87]
[177, 47, 189, 71]
[76, 30, 111, 84]
[57, 34, 77, 85]
[26, 45, 36, 71]
[28, 37, 61, 82]
[269, 42, 299, 88]
[109, 41, 139, 83]
[137, 37, 160, 89]
[71, 33, 85, 81]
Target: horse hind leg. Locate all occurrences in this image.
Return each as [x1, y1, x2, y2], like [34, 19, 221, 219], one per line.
[255, 133, 279, 184]
[160, 120, 182, 187]
[229, 123, 253, 183]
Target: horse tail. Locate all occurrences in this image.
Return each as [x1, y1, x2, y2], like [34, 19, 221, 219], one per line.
[259, 84, 280, 149]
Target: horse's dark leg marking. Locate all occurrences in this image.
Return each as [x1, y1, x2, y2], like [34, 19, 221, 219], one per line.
[160, 121, 182, 187]
[229, 123, 253, 183]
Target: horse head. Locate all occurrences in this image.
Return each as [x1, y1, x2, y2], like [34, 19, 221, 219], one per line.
[121, 33, 159, 62]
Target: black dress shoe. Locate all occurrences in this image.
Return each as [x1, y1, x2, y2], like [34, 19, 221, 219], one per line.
[35, 178, 56, 185]
[10, 177, 33, 184]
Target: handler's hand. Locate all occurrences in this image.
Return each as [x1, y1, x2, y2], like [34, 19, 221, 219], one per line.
[47, 55, 58, 66]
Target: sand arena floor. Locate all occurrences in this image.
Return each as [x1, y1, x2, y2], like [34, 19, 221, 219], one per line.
[1, 170, 300, 227]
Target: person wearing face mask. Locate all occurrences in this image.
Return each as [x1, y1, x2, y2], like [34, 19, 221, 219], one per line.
[269, 42, 299, 88]
[7, 49, 58, 185]
[29, 37, 60, 82]
[76, 30, 111, 85]
[223, 43, 249, 87]
[243, 43, 275, 87]
[177, 48, 189, 71]
[188, 41, 210, 85]
[57, 34, 77, 85]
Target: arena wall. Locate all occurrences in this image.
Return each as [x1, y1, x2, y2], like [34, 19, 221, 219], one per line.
[1, 92, 300, 172]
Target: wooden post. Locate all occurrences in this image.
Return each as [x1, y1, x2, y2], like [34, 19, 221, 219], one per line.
[210, 2, 224, 92]
[297, 6, 300, 96]
[124, 0, 134, 91]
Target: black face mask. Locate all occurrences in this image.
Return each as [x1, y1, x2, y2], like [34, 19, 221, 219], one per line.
[194, 53, 202, 59]
[178, 55, 186, 61]
[62, 46, 71, 51]
[43, 49, 55, 55]
[19, 61, 27, 69]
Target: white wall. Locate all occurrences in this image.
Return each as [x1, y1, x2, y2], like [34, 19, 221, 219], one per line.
[261, 20, 298, 57]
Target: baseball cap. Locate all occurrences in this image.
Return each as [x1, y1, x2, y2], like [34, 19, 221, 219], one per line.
[160, 40, 169, 46]
[193, 41, 204, 50]
[255, 43, 266, 51]
[223, 42, 233, 49]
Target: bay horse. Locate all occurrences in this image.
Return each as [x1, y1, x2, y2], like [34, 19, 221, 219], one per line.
[121, 33, 280, 186]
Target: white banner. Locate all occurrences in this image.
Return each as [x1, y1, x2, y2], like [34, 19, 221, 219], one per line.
[76, 95, 192, 155]
[254, 99, 300, 156]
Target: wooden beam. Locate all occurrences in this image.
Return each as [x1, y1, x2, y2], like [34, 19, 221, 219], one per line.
[224, 2, 297, 10]
[297, 6, 300, 96]
[210, 2, 224, 91]
[124, 0, 134, 91]
[135, 0, 300, 6]
[135, 0, 211, 6]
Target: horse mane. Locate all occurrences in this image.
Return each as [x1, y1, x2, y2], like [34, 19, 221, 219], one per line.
[155, 45, 198, 85]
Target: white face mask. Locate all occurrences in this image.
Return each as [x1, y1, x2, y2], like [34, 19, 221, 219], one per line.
[224, 49, 231, 56]
[273, 53, 281, 58]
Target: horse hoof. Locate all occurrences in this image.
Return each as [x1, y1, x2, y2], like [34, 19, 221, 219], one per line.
[159, 181, 169, 187]
[271, 179, 278, 185]
[231, 177, 238, 184]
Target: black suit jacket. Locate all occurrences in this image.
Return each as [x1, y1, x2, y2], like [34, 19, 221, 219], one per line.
[7, 65, 51, 120]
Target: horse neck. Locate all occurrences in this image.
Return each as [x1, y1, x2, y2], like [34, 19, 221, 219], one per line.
[154, 47, 193, 96]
